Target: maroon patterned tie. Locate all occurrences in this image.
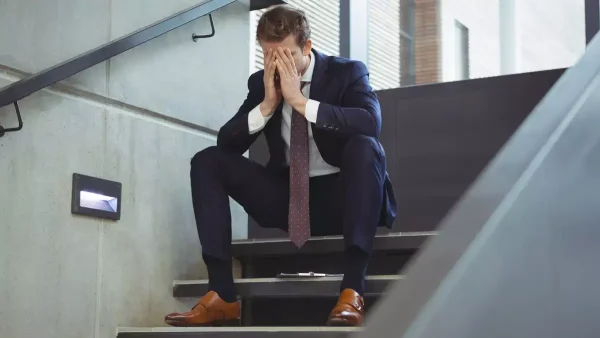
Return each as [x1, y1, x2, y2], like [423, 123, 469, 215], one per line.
[289, 82, 310, 248]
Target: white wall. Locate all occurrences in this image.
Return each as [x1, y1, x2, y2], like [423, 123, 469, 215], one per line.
[440, 0, 586, 82]
[0, 1, 250, 337]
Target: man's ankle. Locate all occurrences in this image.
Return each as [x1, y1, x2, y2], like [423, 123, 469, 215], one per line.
[204, 254, 237, 303]
[340, 276, 365, 296]
[341, 246, 370, 296]
[209, 288, 237, 303]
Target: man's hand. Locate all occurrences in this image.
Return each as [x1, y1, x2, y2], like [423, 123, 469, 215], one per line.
[275, 48, 308, 115]
[260, 48, 282, 117]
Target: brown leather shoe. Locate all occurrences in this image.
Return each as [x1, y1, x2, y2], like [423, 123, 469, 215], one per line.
[327, 288, 364, 326]
[165, 291, 240, 327]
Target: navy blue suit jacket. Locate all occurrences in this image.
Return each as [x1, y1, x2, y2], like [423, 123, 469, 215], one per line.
[217, 50, 397, 228]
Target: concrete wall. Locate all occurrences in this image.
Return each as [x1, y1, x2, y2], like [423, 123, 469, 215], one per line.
[0, 1, 250, 337]
[440, 0, 586, 82]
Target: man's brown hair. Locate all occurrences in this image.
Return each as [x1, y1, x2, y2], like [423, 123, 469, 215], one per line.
[256, 5, 311, 47]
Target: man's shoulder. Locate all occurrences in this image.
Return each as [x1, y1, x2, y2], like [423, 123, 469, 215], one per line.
[247, 69, 264, 89]
[249, 69, 264, 81]
[318, 52, 369, 78]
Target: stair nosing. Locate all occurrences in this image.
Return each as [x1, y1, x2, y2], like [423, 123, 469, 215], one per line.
[118, 327, 361, 333]
[172, 275, 403, 298]
[231, 231, 436, 257]
[173, 274, 403, 286]
[232, 231, 437, 245]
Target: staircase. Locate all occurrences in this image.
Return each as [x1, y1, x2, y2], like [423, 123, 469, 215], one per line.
[116, 232, 435, 337]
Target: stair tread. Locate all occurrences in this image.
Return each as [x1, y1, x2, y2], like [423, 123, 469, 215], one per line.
[173, 275, 402, 298]
[231, 231, 436, 257]
[232, 231, 435, 244]
[176, 274, 402, 284]
[117, 327, 360, 337]
[119, 327, 360, 332]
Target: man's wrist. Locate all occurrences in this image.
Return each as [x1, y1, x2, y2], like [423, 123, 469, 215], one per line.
[259, 101, 277, 117]
[290, 95, 309, 115]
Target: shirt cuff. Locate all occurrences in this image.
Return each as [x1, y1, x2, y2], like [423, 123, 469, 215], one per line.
[248, 104, 273, 134]
[304, 99, 320, 123]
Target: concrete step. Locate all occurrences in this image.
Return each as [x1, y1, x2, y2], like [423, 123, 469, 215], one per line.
[117, 327, 359, 338]
[231, 231, 436, 258]
[173, 275, 403, 298]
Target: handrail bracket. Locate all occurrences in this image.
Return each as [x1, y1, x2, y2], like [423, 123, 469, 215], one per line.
[193, 14, 216, 41]
[0, 102, 24, 138]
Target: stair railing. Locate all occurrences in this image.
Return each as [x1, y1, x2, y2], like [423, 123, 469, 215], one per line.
[0, 0, 284, 137]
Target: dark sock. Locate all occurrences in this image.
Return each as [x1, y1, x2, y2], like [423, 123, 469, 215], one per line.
[340, 246, 370, 296]
[203, 254, 237, 303]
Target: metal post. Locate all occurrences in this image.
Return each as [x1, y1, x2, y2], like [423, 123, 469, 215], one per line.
[339, 0, 369, 63]
[340, 0, 351, 58]
[499, 0, 519, 74]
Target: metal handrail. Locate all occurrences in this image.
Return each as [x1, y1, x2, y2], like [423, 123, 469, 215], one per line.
[0, 0, 285, 137]
[0, 0, 237, 109]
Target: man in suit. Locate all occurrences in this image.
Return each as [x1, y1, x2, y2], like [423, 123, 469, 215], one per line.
[165, 5, 396, 327]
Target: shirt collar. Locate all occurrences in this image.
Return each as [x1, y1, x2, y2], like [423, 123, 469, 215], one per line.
[301, 50, 315, 82]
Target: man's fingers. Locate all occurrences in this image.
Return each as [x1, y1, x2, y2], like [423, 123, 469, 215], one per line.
[265, 49, 277, 84]
[274, 48, 282, 65]
[265, 49, 274, 68]
[274, 59, 283, 76]
[268, 58, 277, 77]
[277, 48, 295, 74]
[284, 49, 298, 75]
[266, 49, 277, 68]
[275, 59, 289, 78]
[265, 60, 274, 82]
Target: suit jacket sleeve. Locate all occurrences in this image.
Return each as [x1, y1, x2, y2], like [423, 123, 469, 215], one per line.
[314, 61, 382, 138]
[217, 73, 264, 154]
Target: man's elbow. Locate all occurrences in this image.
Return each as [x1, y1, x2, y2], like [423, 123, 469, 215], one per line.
[349, 111, 379, 138]
[216, 127, 233, 150]
[363, 107, 381, 138]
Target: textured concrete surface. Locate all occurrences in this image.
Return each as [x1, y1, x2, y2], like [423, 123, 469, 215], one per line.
[0, 0, 109, 94]
[110, 0, 210, 39]
[109, 1, 250, 130]
[0, 1, 250, 337]
[95, 111, 214, 338]
[0, 83, 104, 338]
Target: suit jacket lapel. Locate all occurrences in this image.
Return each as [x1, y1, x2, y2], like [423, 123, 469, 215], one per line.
[309, 49, 328, 102]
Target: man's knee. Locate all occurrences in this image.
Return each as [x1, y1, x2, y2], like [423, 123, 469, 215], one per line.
[342, 135, 383, 165]
[191, 145, 222, 171]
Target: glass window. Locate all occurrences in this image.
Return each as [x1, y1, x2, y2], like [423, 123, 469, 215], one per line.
[434, 0, 585, 84]
[367, 0, 416, 90]
[454, 20, 470, 80]
[367, 0, 401, 90]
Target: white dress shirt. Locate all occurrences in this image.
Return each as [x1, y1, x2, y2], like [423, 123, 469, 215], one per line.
[247, 51, 340, 177]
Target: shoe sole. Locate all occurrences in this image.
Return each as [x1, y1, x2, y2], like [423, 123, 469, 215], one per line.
[327, 318, 362, 327]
